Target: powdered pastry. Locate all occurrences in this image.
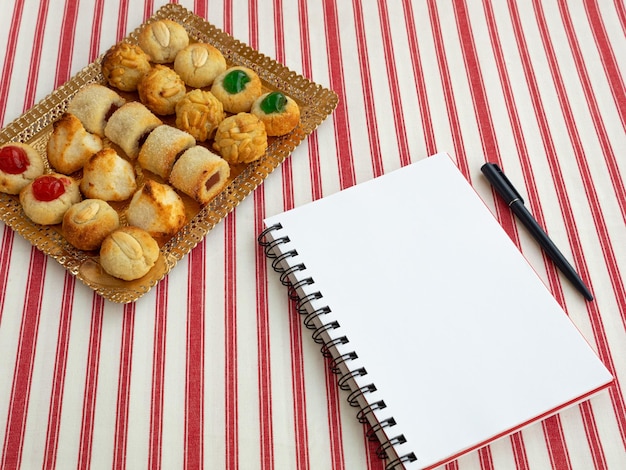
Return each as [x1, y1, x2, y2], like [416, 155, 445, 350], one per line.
[137, 124, 196, 179]
[104, 102, 162, 159]
[67, 84, 126, 137]
[169, 146, 230, 204]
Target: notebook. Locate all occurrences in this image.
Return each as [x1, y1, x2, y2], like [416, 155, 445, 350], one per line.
[258, 153, 613, 469]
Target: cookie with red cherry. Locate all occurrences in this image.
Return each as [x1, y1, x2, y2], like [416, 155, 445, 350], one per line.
[0, 142, 45, 195]
[19, 173, 81, 225]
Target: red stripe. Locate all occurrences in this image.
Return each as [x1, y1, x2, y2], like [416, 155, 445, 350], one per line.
[557, 0, 626, 224]
[54, 0, 80, 87]
[509, 432, 530, 470]
[351, 0, 384, 178]
[322, 0, 356, 190]
[530, 0, 626, 446]
[89, 0, 106, 62]
[376, 0, 411, 168]
[0, 227, 15, 324]
[148, 279, 168, 469]
[42, 273, 76, 470]
[478, 447, 495, 470]
[186, 240, 205, 470]
[224, 215, 238, 470]
[113, 303, 136, 470]
[0, 0, 25, 126]
[323, 364, 345, 470]
[542, 417, 572, 470]
[1, 249, 46, 469]
[144, 0, 155, 21]
[401, 0, 437, 155]
[579, 400, 607, 469]
[583, 0, 626, 130]
[426, 0, 471, 179]
[23, 0, 50, 111]
[194, 0, 207, 20]
[77, 295, 105, 470]
[116, 0, 129, 42]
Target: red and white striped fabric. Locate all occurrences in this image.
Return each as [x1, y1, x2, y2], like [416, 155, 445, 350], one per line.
[0, 0, 624, 469]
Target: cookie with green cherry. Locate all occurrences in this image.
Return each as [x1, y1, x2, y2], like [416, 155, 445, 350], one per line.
[251, 91, 300, 136]
[211, 66, 263, 114]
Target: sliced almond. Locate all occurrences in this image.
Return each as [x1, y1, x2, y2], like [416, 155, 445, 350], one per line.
[111, 231, 143, 260]
[152, 21, 171, 48]
[73, 201, 100, 224]
[191, 46, 209, 68]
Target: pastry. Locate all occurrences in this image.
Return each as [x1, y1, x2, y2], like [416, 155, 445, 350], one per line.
[137, 65, 187, 115]
[251, 91, 300, 136]
[62, 199, 120, 251]
[137, 124, 195, 179]
[80, 148, 137, 201]
[0, 142, 45, 195]
[168, 146, 230, 204]
[175, 89, 225, 142]
[138, 19, 189, 64]
[212, 112, 268, 164]
[173, 42, 227, 88]
[67, 84, 126, 137]
[99, 226, 159, 281]
[211, 66, 263, 113]
[46, 112, 103, 174]
[19, 173, 81, 225]
[102, 42, 152, 92]
[104, 102, 162, 159]
[126, 179, 186, 239]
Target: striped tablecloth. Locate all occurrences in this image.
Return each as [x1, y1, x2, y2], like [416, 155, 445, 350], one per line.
[1, 0, 624, 469]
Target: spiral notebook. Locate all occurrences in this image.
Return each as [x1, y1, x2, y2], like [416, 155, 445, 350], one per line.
[258, 153, 613, 469]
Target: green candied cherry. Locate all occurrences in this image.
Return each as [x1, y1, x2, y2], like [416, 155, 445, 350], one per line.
[222, 69, 251, 94]
[260, 91, 287, 114]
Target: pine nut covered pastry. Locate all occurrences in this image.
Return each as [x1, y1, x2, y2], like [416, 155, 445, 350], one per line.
[212, 112, 268, 164]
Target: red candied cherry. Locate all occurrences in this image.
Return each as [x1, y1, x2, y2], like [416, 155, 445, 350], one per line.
[32, 175, 70, 202]
[0, 145, 30, 175]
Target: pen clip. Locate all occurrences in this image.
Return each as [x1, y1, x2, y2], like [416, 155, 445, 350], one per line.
[480, 163, 525, 206]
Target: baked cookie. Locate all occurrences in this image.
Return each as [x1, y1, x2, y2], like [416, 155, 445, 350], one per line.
[19, 173, 81, 225]
[169, 146, 230, 205]
[137, 65, 187, 115]
[67, 84, 126, 137]
[138, 19, 189, 64]
[80, 148, 137, 201]
[102, 42, 152, 92]
[175, 89, 225, 142]
[100, 226, 160, 281]
[47, 112, 103, 174]
[212, 112, 268, 164]
[137, 124, 195, 180]
[104, 102, 162, 159]
[126, 179, 186, 239]
[174, 42, 227, 88]
[251, 91, 300, 136]
[211, 66, 263, 114]
[0, 142, 45, 195]
[62, 199, 120, 251]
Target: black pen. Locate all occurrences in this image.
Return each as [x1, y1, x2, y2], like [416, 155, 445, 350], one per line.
[481, 162, 593, 301]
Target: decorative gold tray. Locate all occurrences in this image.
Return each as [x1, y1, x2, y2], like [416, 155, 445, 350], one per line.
[0, 4, 337, 303]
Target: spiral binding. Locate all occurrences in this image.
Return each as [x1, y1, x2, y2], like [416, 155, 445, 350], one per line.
[259, 224, 418, 468]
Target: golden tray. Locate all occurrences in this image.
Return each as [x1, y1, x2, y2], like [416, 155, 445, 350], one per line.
[0, 4, 338, 303]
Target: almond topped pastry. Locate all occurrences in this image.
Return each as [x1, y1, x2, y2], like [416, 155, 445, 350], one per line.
[62, 199, 120, 251]
[99, 226, 160, 281]
[138, 19, 189, 64]
[174, 42, 227, 88]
